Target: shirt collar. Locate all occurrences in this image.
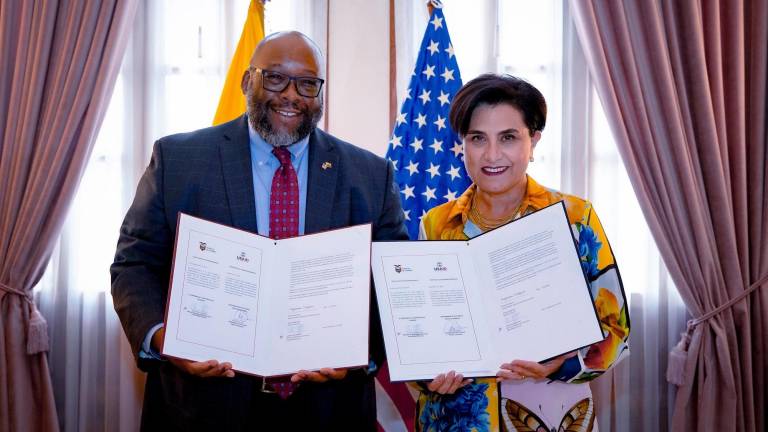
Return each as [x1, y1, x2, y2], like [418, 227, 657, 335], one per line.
[248, 121, 310, 163]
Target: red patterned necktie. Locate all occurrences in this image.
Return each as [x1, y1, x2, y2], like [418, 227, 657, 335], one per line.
[269, 147, 299, 240]
[267, 146, 299, 399]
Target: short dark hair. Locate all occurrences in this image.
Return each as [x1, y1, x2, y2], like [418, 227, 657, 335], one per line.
[449, 74, 547, 137]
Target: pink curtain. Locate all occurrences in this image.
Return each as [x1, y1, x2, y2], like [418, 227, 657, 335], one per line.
[0, 1, 138, 430]
[570, 0, 767, 430]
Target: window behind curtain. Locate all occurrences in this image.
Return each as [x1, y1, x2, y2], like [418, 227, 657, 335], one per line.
[421, 0, 666, 298]
[51, 0, 321, 293]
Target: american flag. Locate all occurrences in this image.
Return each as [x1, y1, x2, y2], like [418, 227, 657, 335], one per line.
[385, 6, 471, 240]
[376, 6, 470, 431]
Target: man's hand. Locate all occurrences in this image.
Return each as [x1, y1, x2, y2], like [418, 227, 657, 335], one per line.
[290, 368, 349, 383]
[496, 352, 576, 382]
[151, 327, 235, 378]
[168, 358, 235, 378]
[426, 371, 473, 395]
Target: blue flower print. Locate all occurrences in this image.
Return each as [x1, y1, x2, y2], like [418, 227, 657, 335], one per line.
[577, 224, 602, 279]
[420, 382, 490, 432]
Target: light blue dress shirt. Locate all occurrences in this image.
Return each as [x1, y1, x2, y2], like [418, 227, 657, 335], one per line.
[248, 123, 310, 237]
[140, 126, 310, 359]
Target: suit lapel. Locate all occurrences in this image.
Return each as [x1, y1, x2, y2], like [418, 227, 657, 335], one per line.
[219, 115, 258, 232]
[305, 129, 339, 234]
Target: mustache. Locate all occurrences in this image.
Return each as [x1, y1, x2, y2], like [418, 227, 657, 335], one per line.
[246, 91, 323, 147]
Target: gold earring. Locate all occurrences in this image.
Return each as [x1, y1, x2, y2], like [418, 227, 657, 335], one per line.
[529, 156, 534, 162]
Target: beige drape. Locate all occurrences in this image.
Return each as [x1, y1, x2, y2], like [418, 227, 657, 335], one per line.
[570, 1, 767, 430]
[0, 1, 138, 430]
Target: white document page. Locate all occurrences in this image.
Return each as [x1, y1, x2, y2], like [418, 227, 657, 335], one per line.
[259, 224, 372, 376]
[372, 202, 603, 381]
[470, 202, 604, 365]
[163, 214, 270, 370]
[162, 213, 371, 377]
[371, 242, 498, 381]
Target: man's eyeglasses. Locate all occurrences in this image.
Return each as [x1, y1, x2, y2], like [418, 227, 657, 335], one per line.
[251, 67, 325, 98]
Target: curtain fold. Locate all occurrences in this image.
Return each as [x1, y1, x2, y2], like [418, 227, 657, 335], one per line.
[0, 1, 138, 430]
[569, 0, 767, 430]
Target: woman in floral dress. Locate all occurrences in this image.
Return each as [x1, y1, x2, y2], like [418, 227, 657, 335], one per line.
[414, 74, 630, 432]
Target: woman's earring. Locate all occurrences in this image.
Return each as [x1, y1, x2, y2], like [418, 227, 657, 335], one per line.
[529, 156, 534, 162]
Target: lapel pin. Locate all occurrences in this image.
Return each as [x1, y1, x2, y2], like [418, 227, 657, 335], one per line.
[321, 161, 333, 170]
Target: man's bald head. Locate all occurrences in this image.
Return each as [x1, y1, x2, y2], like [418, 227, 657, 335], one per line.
[241, 31, 325, 147]
[249, 31, 325, 79]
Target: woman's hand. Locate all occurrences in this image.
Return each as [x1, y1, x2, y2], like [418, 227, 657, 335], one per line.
[426, 371, 473, 394]
[496, 352, 576, 382]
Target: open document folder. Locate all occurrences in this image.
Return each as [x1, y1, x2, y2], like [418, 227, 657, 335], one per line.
[371, 202, 604, 382]
[162, 213, 372, 377]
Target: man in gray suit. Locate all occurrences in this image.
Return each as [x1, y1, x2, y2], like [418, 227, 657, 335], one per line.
[110, 31, 407, 431]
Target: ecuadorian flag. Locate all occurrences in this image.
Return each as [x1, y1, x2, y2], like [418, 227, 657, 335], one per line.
[213, 0, 265, 125]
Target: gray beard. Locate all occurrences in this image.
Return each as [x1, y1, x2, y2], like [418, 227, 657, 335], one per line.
[247, 98, 323, 147]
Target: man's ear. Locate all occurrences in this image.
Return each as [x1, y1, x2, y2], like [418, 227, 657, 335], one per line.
[241, 69, 251, 95]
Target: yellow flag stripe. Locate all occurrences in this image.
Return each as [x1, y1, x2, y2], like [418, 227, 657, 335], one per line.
[213, 0, 265, 126]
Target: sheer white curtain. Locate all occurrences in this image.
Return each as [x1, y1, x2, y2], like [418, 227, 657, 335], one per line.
[35, 1, 322, 430]
[587, 88, 689, 432]
[35, 61, 144, 432]
[395, 1, 688, 430]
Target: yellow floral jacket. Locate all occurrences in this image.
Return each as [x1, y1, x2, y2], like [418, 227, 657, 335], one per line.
[414, 176, 630, 432]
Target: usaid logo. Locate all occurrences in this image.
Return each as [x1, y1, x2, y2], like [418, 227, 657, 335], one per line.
[199, 242, 207, 251]
[433, 262, 448, 272]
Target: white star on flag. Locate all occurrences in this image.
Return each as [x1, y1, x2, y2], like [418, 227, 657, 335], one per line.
[431, 15, 443, 30]
[396, 112, 407, 126]
[427, 40, 439, 55]
[430, 138, 443, 153]
[401, 184, 415, 200]
[438, 91, 450, 106]
[433, 115, 446, 131]
[427, 163, 441, 178]
[405, 160, 419, 175]
[390, 135, 402, 148]
[450, 141, 463, 157]
[410, 137, 424, 152]
[418, 89, 431, 104]
[422, 64, 436, 80]
[441, 68, 455, 83]
[414, 113, 427, 128]
[445, 43, 455, 58]
[422, 186, 437, 202]
[447, 164, 462, 180]
[444, 189, 457, 201]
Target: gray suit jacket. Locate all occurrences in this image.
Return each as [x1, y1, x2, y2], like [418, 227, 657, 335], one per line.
[111, 115, 408, 431]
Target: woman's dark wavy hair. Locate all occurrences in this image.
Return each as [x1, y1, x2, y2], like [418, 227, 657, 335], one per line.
[449, 74, 547, 137]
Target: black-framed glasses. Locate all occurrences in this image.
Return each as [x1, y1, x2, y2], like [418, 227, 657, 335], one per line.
[251, 67, 325, 98]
